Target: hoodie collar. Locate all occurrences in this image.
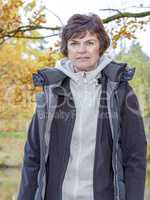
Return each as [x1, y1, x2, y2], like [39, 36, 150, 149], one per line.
[55, 54, 112, 83]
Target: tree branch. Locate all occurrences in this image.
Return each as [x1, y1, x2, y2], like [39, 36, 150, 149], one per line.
[46, 8, 64, 26]
[0, 11, 150, 41]
[8, 25, 60, 34]
[102, 11, 150, 23]
[5, 33, 59, 39]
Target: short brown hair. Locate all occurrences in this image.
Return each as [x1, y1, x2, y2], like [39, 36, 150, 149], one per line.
[60, 13, 110, 56]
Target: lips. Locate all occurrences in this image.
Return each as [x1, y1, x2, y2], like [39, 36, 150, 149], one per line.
[76, 57, 90, 61]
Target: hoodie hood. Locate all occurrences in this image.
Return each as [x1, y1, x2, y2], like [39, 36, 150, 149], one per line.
[58, 54, 112, 199]
[55, 54, 112, 84]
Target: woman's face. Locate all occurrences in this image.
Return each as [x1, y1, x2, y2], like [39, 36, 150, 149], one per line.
[67, 31, 100, 72]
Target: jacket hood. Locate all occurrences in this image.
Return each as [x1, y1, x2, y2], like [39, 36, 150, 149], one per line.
[32, 57, 135, 87]
[55, 54, 112, 83]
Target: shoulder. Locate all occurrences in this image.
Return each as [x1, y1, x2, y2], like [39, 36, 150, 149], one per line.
[104, 60, 135, 82]
[32, 67, 67, 87]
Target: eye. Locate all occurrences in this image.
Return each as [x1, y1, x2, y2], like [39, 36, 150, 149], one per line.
[86, 41, 95, 46]
[69, 42, 79, 46]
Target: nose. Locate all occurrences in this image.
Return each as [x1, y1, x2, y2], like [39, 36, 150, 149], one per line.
[77, 44, 87, 53]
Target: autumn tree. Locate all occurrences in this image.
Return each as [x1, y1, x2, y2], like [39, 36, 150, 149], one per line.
[0, 0, 150, 130]
[0, 0, 62, 130]
[116, 43, 150, 133]
[116, 43, 150, 189]
[0, 1, 150, 45]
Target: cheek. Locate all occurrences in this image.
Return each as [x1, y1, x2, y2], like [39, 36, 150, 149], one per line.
[92, 48, 100, 59]
[68, 49, 75, 59]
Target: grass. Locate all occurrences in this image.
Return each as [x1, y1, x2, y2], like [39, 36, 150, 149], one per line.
[0, 132, 150, 200]
[0, 132, 26, 199]
[0, 167, 21, 200]
[0, 131, 26, 139]
[0, 132, 26, 167]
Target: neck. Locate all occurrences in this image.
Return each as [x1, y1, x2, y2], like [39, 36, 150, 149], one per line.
[73, 63, 99, 73]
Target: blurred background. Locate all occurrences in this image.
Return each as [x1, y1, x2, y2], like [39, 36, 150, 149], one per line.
[0, 0, 150, 199]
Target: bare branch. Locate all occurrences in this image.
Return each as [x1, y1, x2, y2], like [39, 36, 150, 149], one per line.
[100, 8, 123, 15]
[103, 11, 150, 23]
[46, 8, 64, 26]
[0, 25, 61, 40]
[8, 25, 60, 34]
[5, 33, 59, 39]
[0, 10, 150, 42]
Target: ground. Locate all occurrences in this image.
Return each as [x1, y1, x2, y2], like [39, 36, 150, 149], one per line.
[0, 132, 26, 168]
[0, 132, 26, 200]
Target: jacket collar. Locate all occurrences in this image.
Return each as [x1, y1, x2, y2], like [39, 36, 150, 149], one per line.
[52, 77, 73, 99]
[102, 61, 127, 82]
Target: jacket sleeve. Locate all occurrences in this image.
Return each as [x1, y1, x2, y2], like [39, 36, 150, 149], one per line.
[120, 85, 147, 200]
[17, 111, 40, 200]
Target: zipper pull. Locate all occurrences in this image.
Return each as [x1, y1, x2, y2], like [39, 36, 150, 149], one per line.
[82, 72, 87, 83]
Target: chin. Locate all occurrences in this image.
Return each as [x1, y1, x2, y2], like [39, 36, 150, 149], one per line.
[76, 66, 89, 71]
[75, 62, 89, 70]
[76, 65, 95, 72]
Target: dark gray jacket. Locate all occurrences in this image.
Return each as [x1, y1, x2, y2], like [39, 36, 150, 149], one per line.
[17, 61, 147, 200]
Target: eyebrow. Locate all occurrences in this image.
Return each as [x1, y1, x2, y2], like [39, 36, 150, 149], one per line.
[69, 39, 96, 42]
[69, 39, 79, 42]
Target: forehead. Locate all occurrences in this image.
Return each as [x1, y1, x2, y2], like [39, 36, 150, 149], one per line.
[69, 31, 98, 41]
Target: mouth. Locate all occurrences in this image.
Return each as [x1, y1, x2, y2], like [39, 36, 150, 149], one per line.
[76, 57, 90, 61]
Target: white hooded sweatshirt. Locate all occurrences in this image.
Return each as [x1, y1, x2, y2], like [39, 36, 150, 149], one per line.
[55, 54, 112, 200]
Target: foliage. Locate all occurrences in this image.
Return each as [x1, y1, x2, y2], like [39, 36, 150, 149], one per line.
[0, 0, 47, 43]
[0, 1, 149, 45]
[116, 43, 150, 188]
[0, 132, 25, 167]
[147, 143, 150, 187]
[116, 43, 150, 122]
[0, 168, 20, 200]
[0, 31, 62, 124]
[110, 18, 149, 48]
[0, 0, 149, 132]
[0, 131, 25, 139]
[0, 0, 22, 43]
[0, 131, 25, 200]
[0, 1, 149, 198]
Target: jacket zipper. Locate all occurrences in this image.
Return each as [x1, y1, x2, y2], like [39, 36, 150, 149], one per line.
[93, 78, 105, 200]
[58, 106, 76, 200]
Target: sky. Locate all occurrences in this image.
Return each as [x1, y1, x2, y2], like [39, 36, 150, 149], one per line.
[40, 0, 150, 56]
